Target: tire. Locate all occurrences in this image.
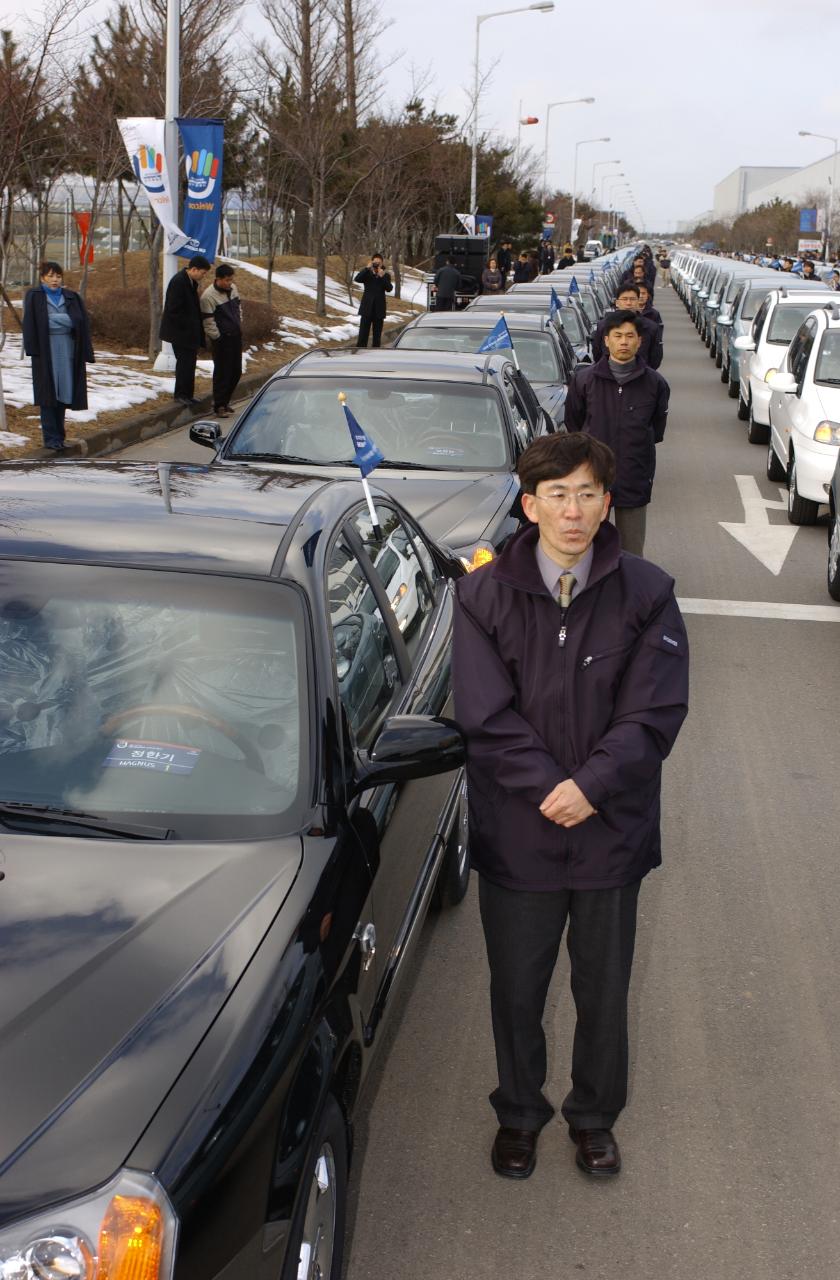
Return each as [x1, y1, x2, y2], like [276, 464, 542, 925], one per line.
[284, 1096, 348, 1280]
[727, 375, 739, 399]
[715, 347, 723, 369]
[828, 511, 840, 601]
[747, 404, 769, 445]
[787, 453, 818, 525]
[434, 777, 470, 907]
[709, 339, 717, 359]
[737, 391, 749, 421]
[766, 436, 786, 482]
[720, 362, 728, 383]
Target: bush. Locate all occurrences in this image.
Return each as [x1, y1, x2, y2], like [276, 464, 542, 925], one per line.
[241, 300, 275, 344]
[86, 287, 277, 349]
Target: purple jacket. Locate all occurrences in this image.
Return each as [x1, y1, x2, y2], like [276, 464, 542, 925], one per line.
[564, 357, 670, 508]
[453, 521, 688, 891]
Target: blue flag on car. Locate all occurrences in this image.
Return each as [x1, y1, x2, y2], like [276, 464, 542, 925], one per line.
[341, 399, 384, 478]
[569, 275, 581, 295]
[589, 269, 596, 285]
[550, 287, 562, 322]
[478, 315, 513, 353]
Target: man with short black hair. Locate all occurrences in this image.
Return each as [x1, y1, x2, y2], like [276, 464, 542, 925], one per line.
[433, 256, 462, 311]
[160, 254, 211, 406]
[201, 263, 243, 417]
[354, 253, 393, 346]
[590, 284, 663, 369]
[453, 430, 688, 1183]
[565, 310, 670, 556]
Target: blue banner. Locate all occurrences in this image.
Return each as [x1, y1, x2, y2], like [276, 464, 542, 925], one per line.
[550, 288, 562, 322]
[478, 316, 513, 353]
[569, 275, 581, 296]
[589, 269, 596, 285]
[176, 117, 224, 261]
[799, 207, 817, 233]
[342, 402, 384, 477]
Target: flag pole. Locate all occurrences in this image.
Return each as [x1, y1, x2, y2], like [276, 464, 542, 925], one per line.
[338, 392, 381, 536]
[500, 311, 520, 370]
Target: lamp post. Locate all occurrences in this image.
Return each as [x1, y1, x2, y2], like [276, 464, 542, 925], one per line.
[540, 96, 595, 203]
[153, 0, 181, 372]
[607, 181, 630, 242]
[515, 102, 539, 170]
[470, 2, 554, 215]
[798, 129, 838, 263]
[601, 170, 623, 214]
[569, 136, 609, 243]
[591, 158, 620, 201]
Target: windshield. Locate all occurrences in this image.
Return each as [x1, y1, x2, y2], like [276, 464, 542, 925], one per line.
[228, 377, 510, 469]
[399, 327, 562, 382]
[0, 562, 307, 840]
[767, 304, 823, 345]
[814, 331, 840, 385]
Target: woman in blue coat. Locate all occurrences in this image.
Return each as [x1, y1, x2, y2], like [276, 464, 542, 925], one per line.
[22, 261, 94, 451]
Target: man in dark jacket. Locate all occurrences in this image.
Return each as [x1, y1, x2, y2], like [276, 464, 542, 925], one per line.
[590, 285, 663, 370]
[200, 264, 243, 416]
[453, 431, 688, 1182]
[433, 257, 462, 311]
[637, 281, 663, 343]
[619, 256, 656, 296]
[565, 310, 670, 557]
[160, 255, 210, 405]
[355, 253, 393, 346]
[496, 240, 513, 287]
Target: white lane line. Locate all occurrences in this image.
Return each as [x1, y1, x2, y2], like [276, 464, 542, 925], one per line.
[678, 598, 840, 622]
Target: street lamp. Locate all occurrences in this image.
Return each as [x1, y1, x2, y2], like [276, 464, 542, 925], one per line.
[570, 136, 609, 243]
[591, 158, 620, 200]
[470, 2, 555, 214]
[540, 96, 595, 203]
[607, 181, 630, 239]
[798, 129, 838, 263]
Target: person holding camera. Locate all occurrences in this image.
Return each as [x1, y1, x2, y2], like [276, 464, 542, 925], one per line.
[355, 253, 393, 347]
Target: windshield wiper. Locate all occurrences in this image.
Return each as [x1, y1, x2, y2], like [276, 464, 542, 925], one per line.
[228, 452, 326, 464]
[376, 460, 451, 471]
[0, 802, 172, 840]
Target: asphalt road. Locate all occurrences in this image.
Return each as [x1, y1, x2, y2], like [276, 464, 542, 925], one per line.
[117, 290, 840, 1279]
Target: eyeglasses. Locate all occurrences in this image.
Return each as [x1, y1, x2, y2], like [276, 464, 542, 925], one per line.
[532, 489, 605, 510]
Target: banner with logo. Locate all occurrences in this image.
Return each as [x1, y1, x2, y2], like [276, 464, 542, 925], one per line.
[118, 117, 190, 255]
[177, 117, 224, 261]
[456, 213, 476, 235]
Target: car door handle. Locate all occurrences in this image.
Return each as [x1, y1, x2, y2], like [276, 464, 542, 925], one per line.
[354, 922, 376, 971]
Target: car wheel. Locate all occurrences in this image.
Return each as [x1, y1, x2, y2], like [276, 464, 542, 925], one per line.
[285, 1096, 348, 1280]
[787, 454, 818, 525]
[715, 347, 723, 369]
[766, 436, 786, 482]
[747, 404, 769, 445]
[434, 777, 470, 908]
[727, 375, 740, 399]
[709, 339, 716, 359]
[720, 362, 728, 383]
[828, 511, 840, 601]
[737, 391, 749, 421]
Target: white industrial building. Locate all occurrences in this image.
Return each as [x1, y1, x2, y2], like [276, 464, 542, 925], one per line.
[713, 152, 837, 220]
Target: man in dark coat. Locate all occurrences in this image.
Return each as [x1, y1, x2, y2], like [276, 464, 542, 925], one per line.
[200, 263, 243, 416]
[354, 253, 393, 346]
[590, 285, 663, 370]
[496, 240, 513, 287]
[433, 257, 462, 311]
[565, 310, 670, 557]
[636, 281, 663, 344]
[160, 255, 210, 405]
[453, 431, 688, 1182]
[22, 264, 94, 450]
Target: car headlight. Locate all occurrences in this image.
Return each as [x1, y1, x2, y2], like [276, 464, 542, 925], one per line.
[455, 543, 495, 573]
[764, 368, 778, 382]
[813, 420, 840, 444]
[0, 1171, 177, 1280]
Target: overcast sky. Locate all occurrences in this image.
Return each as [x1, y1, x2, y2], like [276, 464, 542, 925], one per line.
[6, 0, 840, 229]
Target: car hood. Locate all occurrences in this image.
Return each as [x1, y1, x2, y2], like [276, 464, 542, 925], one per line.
[533, 382, 568, 422]
[368, 470, 515, 549]
[0, 833, 301, 1217]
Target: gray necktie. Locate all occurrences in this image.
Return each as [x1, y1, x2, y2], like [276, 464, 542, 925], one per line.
[557, 573, 576, 609]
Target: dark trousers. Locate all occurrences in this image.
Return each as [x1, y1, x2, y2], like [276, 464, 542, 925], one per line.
[39, 403, 68, 448]
[613, 505, 647, 557]
[478, 875, 641, 1133]
[357, 315, 384, 348]
[172, 344, 198, 399]
[212, 335, 242, 409]
[436, 296, 454, 311]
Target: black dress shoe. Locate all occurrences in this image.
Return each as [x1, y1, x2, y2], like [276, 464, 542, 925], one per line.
[492, 1127, 538, 1179]
[569, 1126, 621, 1177]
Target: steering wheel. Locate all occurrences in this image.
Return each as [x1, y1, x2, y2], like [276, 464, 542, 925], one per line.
[101, 704, 265, 774]
[416, 433, 470, 454]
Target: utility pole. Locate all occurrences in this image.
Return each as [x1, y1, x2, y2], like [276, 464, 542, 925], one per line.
[154, 0, 180, 372]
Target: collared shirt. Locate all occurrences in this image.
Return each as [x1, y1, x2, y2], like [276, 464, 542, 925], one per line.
[535, 540, 594, 601]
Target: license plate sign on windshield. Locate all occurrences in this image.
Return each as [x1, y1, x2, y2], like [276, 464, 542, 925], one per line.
[103, 740, 202, 774]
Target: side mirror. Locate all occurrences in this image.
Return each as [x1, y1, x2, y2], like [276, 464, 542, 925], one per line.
[352, 715, 465, 793]
[190, 420, 224, 449]
[733, 335, 755, 352]
[767, 371, 797, 394]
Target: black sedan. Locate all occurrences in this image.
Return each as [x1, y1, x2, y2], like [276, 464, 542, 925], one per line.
[0, 461, 467, 1280]
[191, 347, 553, 572]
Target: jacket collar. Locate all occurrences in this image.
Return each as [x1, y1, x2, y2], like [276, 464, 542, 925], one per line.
[490, 519, 622, 597]
[590, 354, 650, 383]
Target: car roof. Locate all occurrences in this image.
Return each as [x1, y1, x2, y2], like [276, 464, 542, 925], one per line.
[404, 311, 550, 333]
[274, 347, 515, 385]
[0, 461, 347, 576]
[768, 288, 837, 303]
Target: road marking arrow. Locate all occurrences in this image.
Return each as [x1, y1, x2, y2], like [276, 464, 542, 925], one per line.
[719, 475, 798, 575]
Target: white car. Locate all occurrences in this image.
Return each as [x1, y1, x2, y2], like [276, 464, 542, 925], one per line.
[583, 240, 603, 260]
[733, 288, 835, 444]
[766, 303, 840, 525]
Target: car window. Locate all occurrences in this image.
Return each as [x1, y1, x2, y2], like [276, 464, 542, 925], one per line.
[813, 331, 840, 386]
[741, 288, 768, 321]
[786, 322, 810, 374]
[555, 306, 585, 344]
[228, 377, 510, 471]
[767, 304, 824, 346]
[351, 504, 435, 661]
[792, 320, 817, 385]
[327, 535, 402, 749]
[752, 297, 771, 342]
[501, 374, 531, 448]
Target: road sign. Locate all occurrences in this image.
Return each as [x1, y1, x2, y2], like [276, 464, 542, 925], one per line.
[719, 475, 798, 574]
[543, 211, 555, 225]
[798, 238, 823, 255]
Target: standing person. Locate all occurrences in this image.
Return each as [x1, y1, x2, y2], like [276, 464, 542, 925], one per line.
[160, 254, 210, 406]
[658, 250, 672, 288]
[637, 282, 664, 343]
[801, 260, 822, 282]
[557, 243, 577, 270]
[513, 251, 532, 283]
[433, 257, 462, 311]
[481, 257, 504, 295]
[496, 240, 513, 288]
[354, 253, 393, 345]
[201, 263, 243, 417]
[452, 430, 689, 1181]
[539, 240, 555, 274]
[527, 250, 540, 281]
[590, 284, 663, 370]
[564, 310, 670, 557]
[22, 261, 94, 452]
